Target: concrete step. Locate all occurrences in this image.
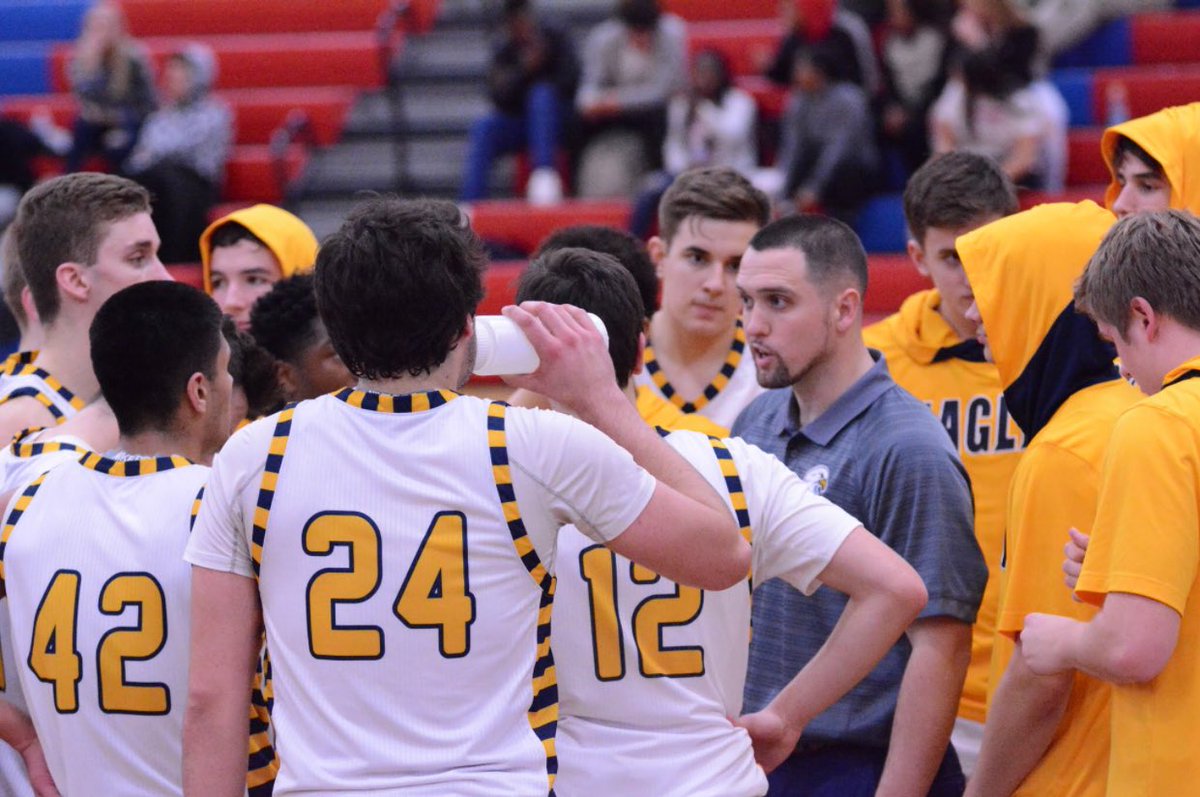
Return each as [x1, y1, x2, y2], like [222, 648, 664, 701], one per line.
[345, 85, 490, 137]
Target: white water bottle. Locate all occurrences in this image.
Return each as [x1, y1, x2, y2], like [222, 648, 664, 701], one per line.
[473, 312, 608, 376]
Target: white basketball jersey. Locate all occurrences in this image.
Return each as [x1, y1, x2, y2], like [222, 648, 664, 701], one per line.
[0, 429, 89, 797]
[0, 357, 85, 426]
[0, 452, 205, 796]
[635, 321, 765, 429]
[186, 389, 654, 796]
[553, 431, 860, 797]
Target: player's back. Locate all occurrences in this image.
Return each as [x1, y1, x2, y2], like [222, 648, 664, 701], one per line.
[553, 431, 857, 797]
[0, 452, 206, 796]
[240, 390, 583, 795]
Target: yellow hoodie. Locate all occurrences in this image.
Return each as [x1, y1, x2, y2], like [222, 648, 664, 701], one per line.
[199, 204, 319, 294]
[864, 290, 1023, 725]
[957, 201, 1141, 797]
[1102, 102, 1200, 215]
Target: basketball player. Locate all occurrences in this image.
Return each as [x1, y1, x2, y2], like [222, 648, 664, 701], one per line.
[633, 167, 770, 429]
[0, 173, 170, 441]
[518, 246, 928, 795]
[182, 197, 748, 795]
[0, 281, 237, 795]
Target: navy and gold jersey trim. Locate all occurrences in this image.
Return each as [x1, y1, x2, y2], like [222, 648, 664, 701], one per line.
[0, 471, 50, 581]
[0, 362, 86, 423]
[486, 402, 558, 795]
[251, 405, 298, 578]
[334, 388, 459, 414]
[644, 319, 746, 414]
[0, 350, 37, 376]
[247, 647, 278, 795]
[708, 436, 753, 587]
[78, 451, 194, 476]
[8, 426, 88, 460]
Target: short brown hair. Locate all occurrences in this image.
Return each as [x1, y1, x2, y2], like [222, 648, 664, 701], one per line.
[13, 173, 150, 326]
[657, 167, 771, 243]
[1076, 210, 1200, 333]
[0, 228, 28, 333]
[903, 152, 1018, 244]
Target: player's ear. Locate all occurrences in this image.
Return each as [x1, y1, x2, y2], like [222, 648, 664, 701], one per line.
[275, 360, 298, 401]
[55, 261, 89, 306]
[647, 236, 667, 274]
[185, 371, 208, 417]
[633, 331, 647, 375]
[906, 239, 930, 279]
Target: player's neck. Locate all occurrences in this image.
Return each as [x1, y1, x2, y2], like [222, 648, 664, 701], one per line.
[356, 357, 465, 397]
[791, 341, 874, 427]
[118, 428, 209, 466]
[33, 319, 99, 402]
[650, 312, 734, 365]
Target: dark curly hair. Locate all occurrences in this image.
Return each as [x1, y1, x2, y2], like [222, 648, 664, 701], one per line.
[249, 273, 320, 365]
[534, 225, 658, 319]
[223, 316, 284, 419]
[315, 197, 486, 380]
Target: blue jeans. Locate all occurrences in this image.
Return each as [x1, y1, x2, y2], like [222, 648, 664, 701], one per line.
[460, 81, 562, 201]
[767, 743, 965, 797]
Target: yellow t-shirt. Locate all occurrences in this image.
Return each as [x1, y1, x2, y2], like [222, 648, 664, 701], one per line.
[1076, 356, 1200, 797]
[865, 289, 1024, 723]
[635, 386, 728, 437]
[989, 379, 1139, 797]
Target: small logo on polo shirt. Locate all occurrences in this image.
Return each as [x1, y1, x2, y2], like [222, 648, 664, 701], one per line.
[802, 465, 830, 496]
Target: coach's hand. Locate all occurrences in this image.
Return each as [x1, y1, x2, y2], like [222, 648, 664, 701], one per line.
[502, 302, 621, 415]
[733, 708, 802, 774]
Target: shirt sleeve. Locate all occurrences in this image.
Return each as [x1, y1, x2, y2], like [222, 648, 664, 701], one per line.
[864, 431, 985, 623]
[184, 420, 273, 579]
[506, 407, 657, 572]
[996, 442, 1101, 634]
[730, 438, 860, 594]
[1076, 404, 1199, 615]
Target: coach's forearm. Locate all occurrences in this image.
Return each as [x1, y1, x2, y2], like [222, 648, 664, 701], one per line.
[877, 618, 970, 797]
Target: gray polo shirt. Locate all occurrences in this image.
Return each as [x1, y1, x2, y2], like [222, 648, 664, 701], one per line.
[732, 352, 985, 749]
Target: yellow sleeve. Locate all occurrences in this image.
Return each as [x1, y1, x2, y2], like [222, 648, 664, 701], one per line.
[1076, 405, 1200, 615]
[996, 443, 1101, 636]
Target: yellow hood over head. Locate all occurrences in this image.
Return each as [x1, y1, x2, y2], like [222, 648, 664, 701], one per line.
[1103, 103, 1200, 215]
[199, 204, 319, 293]
[957, 201, 1119, 437]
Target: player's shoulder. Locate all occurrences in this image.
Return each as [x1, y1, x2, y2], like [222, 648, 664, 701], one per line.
[0, 397, 57, 444]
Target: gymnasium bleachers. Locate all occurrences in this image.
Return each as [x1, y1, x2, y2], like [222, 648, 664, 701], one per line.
[0, 0, 439, 204]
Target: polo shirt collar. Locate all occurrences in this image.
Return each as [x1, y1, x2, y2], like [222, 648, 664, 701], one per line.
[778, 350, 894, 446]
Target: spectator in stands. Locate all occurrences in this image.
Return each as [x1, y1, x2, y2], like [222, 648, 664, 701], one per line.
[630, 49, 759, 238]
[1103, 103, 1200, 217]
[0, 119, 57, 228]
[124, 43, 232, 264]
[877, 0, 955, 175]
[929, 54, 1048, 188]
[250, 273, 352, 403]
[774, 42, 879, 221]
[765, 0, 880, 96]
[574, 0, 687, 198]
[199, 204, 319, 332]
[66, 0, 156, 173]
[941, 0, 1069, 190]
[459, 0, 578, 206]
[1021, 0, 1169, 57]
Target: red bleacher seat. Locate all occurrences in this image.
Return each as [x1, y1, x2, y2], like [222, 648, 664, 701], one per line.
[737, 75, 787, 119]
[687, 20, 782, 79]
[50, 33, 384, 93]
[663, 0, 776, 22]
[117, 0, 439, 36]
[864, 254, 931, 318]
[2, 86, 355, 147]
[1132, 11, 1200, 65]
[468, 200, 632, 257]
[166, 263, 204, 289]
[224, 144, 307, 203]
[1091, 65, 1200, 123]
[1019, 186, 1106, 210]
[1067, 128, 1108, 186]
[477, 261, 526, 315]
